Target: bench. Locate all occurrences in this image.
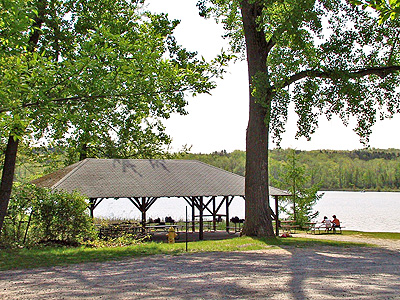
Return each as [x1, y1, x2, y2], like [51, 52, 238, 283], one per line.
[281, 225, 301, 233]
[310, 224, 344, 234]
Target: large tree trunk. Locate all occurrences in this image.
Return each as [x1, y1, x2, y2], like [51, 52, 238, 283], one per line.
[240, 1, 275, 237]
[0, 136, 19, 232]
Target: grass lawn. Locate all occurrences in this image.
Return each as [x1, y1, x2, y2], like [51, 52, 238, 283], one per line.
[0, 236, 373, 271]
[341, 230, 400, 240]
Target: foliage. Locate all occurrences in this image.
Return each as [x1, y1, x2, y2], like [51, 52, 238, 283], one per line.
[182, 149, 400, 192]
[0, 0, 226, 233]
[0, 0, 225, 159]
[182, 150, 246, 175]
[350, 0, 400, 23]
[83, 233, 151, 248]
[1, 184, 95, 247]
[10, 145, 66, 182]
[31, 188, 95, 244]
[0, 183, 37, 247]
[201, 0, 400, 145]
[270, 149, 400, 191]
[271, 149, 322, 226]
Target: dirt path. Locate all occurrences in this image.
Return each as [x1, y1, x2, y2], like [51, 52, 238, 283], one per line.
[1, 236, 399, 300]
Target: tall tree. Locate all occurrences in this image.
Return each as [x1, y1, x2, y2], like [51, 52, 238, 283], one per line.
[0, 0, 224, 232]
[198, 0, 400, 237]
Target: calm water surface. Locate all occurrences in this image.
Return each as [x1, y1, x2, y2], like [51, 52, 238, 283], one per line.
[94, 191, 400, 233]
[314, 191, 400, 233]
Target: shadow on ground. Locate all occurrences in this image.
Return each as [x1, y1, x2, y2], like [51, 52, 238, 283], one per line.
[1, 240, 399, 299]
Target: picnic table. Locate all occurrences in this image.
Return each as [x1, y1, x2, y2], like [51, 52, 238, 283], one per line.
[280, 220, 300, 233]
[308, 222, 344, 234]
[145, 224, 181, 233]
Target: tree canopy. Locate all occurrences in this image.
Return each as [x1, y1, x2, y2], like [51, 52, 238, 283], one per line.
[1, 0, 225, 158]
[0, 0, 226, 232]
[350, 0, 400, 23]
[200, 0, 400, 144]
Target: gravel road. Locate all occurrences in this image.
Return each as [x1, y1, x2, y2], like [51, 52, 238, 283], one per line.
[1, 235, 399, 300]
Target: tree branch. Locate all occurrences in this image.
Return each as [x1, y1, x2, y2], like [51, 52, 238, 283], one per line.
[281, 65, 400, 88]
[0, 88, 190, 114]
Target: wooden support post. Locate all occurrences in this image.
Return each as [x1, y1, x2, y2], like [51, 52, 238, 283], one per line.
[212, 197, 216, 231]
[199, 196, 204, 240]
[225, 196, 230, 233]
[191, 197, 195, 232]
[275, 195, 279, 236]
[141, 197, 146, 228]
[89, 198, 96, 218]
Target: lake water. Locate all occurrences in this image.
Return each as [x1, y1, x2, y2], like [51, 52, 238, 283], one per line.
[94, 191, 400, 233]
[314, 191, 400, 233]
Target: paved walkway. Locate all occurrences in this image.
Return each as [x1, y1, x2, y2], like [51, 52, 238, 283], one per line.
[0, 235, 399, 299]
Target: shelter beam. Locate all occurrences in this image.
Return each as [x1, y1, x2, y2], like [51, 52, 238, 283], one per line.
[128, 198, 142, 211]
[203, 197, 214, 216]
[128, 197, 159, 227]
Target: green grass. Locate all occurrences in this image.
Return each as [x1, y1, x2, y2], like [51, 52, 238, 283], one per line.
[341, 230, 400, 240]
[0, 236, 373, 271]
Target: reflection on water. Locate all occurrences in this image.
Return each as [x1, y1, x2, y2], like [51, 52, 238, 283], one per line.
[93, 191, 400, 233]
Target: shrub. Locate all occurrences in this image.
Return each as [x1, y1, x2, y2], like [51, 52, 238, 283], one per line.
[0, 184, 95, 247]
[31, 188, 95, 244]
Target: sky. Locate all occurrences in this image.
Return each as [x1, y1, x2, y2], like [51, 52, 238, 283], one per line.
[146, 0, 400, 154]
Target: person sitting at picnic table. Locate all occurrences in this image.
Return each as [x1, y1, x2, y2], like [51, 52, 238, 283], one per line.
[331, 215, 340, 228]
[321, 216, 332, 229]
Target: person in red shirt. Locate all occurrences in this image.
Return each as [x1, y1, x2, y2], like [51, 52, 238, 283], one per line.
[332, 215, 340, 228]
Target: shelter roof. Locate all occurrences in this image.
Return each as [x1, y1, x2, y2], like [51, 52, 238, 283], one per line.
[32, 158, 290, 198]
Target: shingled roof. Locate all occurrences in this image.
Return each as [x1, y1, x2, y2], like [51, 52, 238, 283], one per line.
[32, 158, 290, 198]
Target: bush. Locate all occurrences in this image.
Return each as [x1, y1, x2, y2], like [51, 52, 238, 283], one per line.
[32, 189, 95, 244]
[1, 184, 95, 247]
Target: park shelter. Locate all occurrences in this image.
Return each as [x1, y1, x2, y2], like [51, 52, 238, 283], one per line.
[32, 158, 290, 238]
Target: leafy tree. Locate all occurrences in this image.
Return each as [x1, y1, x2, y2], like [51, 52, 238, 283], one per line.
[198, 0, 400, 237]
[0, 0, 225, 233]
[350, 0, 400, 23]
[273, 149, 321, 227]
[31, 187, 94, 244]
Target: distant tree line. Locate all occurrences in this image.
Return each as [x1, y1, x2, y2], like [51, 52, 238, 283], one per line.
[184, 149, 400, 192]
